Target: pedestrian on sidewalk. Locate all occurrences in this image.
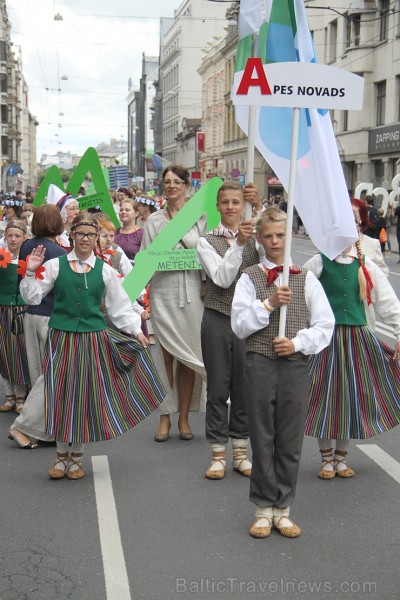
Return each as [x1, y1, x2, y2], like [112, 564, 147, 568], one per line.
[231, 208, 334, 539]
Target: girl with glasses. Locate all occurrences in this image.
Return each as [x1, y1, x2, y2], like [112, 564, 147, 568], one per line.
[20, 212, 165, 480]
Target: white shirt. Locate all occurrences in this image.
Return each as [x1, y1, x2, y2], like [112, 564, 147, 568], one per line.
[20, 249, 142, 337]
[304, 249, 400, 341]
[197, 225, 264, 288]
[231, 257, 335, 355]
[360, 233, 389, 277]
[197, 238, 248, 289]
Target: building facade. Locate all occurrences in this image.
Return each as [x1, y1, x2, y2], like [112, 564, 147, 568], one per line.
[158, 0, 230, 166]
[1, 1, 37, 191]
[306, 0, 400, 195]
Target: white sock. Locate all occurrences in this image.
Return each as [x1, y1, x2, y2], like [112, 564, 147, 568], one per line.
[208, 443, 226, 473]
[232, 438, 252, 472]
[273, 507, 292, 528]
[69, 443, 84, 472]
[335, 441, 350, 472]
[53, 442, 69, 471]
[254, 506, 273, 527]
[318, 440, 335, 472]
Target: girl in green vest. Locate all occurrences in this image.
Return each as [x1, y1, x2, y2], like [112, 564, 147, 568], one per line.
[20, 212, 165, 480]
[0, 220, 30, 414]
[304, 240, 400, 479]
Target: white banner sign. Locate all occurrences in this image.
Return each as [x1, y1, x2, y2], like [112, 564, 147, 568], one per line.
[232, 60, 364, 110]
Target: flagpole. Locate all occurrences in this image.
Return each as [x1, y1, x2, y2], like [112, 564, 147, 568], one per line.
[245, 32, 257, 220]
[278, 106, 300, 338]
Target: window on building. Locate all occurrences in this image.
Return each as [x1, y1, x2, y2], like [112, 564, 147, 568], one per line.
[0, 41, 6, 62]
[343, 110, 348, 132]
[1, 135, 8, 155]
[0, 73, 7, 93]
[345, 14, 360, 49]
[374, 159, 384, 186]
[0, 104, 6, 125]
[380, 0, 390, 41]
[345, 16, 352, 49]
[353, 14, 361, 46]
[397, 76, 400, 120]
[376, 80, 386, 125]
[323, 27, 328, 63]
[329, 20, 337, 61]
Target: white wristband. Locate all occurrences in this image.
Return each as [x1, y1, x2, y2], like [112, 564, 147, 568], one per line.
[25, 270, 35, 278]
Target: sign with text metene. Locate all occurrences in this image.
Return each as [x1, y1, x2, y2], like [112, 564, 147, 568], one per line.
[148, 248, 202, 271]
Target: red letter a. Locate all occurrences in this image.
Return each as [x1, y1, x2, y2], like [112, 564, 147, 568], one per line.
[236, 58, 271, 95]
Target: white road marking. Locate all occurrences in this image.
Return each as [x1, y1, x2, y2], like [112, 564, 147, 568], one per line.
[357, 444, 400, 485]
[92, 455, 131, 600]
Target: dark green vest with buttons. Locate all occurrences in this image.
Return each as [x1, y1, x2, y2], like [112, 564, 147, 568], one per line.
[0, 264, 25, 306]
[319, 254, 366, 326]
[48, 255, 106, 332]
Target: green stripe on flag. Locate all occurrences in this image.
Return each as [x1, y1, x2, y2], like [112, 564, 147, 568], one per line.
[234, 33, 253, 72]
[270, 0, 297, 36]
[258, 22, 269, 64]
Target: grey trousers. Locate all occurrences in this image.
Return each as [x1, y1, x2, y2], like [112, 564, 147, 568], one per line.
[201, 308, 249, 443]
[245, 352, 309, 509]
[11, 314, 53, 441]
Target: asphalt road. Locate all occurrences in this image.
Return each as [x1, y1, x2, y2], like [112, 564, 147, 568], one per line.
[1, 234, 399, 600]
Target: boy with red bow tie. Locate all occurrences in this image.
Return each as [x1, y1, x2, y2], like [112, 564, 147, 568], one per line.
[231, 207, 334, 539]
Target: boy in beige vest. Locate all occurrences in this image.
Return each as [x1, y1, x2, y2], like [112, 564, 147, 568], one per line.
[231, 207, 334, 538]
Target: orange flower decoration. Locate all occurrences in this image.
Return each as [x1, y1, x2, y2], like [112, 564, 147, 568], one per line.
[17, 256, 46, 280]
[17, 259, 28, 277]
[35, 265, 46, 280]
[0, 249, 12, 268]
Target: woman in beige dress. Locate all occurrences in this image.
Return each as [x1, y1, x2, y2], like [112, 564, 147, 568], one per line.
[141, 165, 207, 441]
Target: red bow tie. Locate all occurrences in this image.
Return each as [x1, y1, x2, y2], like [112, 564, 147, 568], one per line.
[266, 265, 301, 285]
[103, 248, 116, 256]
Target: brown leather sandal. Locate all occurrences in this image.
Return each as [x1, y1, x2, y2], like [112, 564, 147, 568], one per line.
[14, 397, 26, 415]
[318, 448, 336, 479]
[233, 446, 252, 477]
[274, 516, 301, 538]
[205, 451, 226, 480]
[66, 452, 85, 480]
[48, 452, 69, 479]
[0, 395, 16, 412]
[249, 517, 272, 539]
[334, 450, 355, 478]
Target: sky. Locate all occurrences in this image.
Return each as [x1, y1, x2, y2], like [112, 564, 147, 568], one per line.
[7, 0, 178, 159]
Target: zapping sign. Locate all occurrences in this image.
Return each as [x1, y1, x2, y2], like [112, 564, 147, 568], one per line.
[232, 59, 364, 110]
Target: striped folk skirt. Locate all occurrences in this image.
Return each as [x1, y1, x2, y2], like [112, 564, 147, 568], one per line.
[43, 328, 166, 443]
[0, 305, 30, 386]
[306, 325, 400, 440]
